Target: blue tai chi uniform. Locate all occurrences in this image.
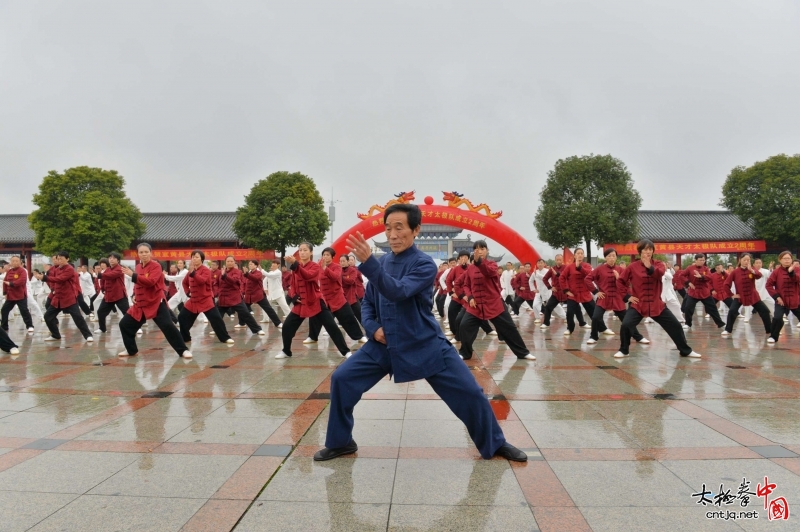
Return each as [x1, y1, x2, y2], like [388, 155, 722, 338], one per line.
[325, 244, 506, 459]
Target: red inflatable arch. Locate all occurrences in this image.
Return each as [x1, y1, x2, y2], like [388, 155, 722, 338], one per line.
[332, 192, 541, 265]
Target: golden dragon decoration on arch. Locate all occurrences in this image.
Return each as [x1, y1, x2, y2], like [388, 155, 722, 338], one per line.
[442, 191, 502, 219]
[357, 191, 416, 219]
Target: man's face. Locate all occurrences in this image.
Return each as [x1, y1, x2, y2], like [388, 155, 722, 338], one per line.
[10, 257, 21, 268]
[170, 265, 177, 274]
[79, 265, 87, 273]
[537, 260, 545, 270]
[271, 263, 279, 271]
[524, 264, 531, 273]
[210, 261, 219, 271]
[695, 257, 706, 267]
[715, 265, 723, 273]
[192, 254, 203, 268]
[555, 256, 563, 267]
[754, 259, 762, 269]
[55, 256, 67, 266]
[384, 211, 420, 254]
[506, 262, 513, 270]
[137, 246, 151, 263]
[108, 255, 119, 266]
[448, 260, 456, 268]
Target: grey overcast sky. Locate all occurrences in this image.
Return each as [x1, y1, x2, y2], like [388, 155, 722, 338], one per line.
[1, 0, 799, 259]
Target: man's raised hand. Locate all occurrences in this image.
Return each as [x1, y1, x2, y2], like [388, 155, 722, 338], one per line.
[346, 232, 372, 263]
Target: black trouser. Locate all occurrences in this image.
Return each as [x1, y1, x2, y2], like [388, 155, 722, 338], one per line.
[0, 326, 18, 352]
[285, 294, 293, 306]
[718, 297, 733, 309]
[726, 300, 770, 334]
[1, 298, 33, 330]
[511, 296, 535, 315]
[770, 305, 800, 342]
[281, 309, 350, 356]
[683, 296, 725, 327]
[89, 293, 99, 312]
[590, 306, 642, 341]
[542, 295, 565, 326]
[178, 305, 231, 342]
[247, 297, 282, 327]
[96, 297, 130, 332]
[566, 300, 594, 332]
[677, 288, 687, 300]
[459, 309, 529, 360]
[309, 302, 364, 342]
[447, 299, 462, 335]
[620, 308, 691, 356]
[504, 295, 514, 306]
[44, 303, 92, 340]
[77, 295, 91, 316]
[454, 306, 492, 340]
[119, 301, 188, 356]
[351, 300, 362, 325]
[435, 293, 447, 318]
[219, 301, 262, 333]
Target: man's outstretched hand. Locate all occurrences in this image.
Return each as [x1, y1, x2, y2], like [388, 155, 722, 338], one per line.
[346, 232, 372, 263]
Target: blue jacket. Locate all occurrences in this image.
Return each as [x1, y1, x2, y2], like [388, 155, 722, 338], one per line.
[358, 245, 454, 383]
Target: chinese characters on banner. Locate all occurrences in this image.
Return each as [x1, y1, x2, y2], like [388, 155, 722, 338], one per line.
[123, 248, 276, 261]
[692, 476, 789, 521]
[605, 241, 766, 255]
[368, 209, 488, 230]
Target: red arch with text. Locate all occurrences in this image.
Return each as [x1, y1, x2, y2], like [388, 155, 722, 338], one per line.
[332, 201, 540, 265]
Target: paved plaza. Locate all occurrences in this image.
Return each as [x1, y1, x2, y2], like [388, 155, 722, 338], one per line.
[1, 308, 799, 531]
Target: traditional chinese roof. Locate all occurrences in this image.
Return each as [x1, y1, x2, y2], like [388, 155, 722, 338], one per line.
[418, 224, 463, 238]
[637, 211, 755, 242]
[0, 214, 36, 244]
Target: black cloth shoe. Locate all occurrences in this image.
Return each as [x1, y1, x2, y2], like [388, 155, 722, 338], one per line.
[313, 440, 358, 461]
[494, 443, 528, 462]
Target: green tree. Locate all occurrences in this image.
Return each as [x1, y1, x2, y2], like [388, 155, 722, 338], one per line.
[534, 154, 642, 262]
[29, 166, 144, 260]
[234, 171, 329, 264]
[720, 154, 800, 250]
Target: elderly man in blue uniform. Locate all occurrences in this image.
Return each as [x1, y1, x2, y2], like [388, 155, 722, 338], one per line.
[314, 204, 527, 462]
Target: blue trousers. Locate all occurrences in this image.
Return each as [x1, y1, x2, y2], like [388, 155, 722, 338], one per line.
[325, 347, 506, 459]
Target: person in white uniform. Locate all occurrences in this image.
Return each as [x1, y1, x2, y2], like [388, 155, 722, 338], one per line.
[500, 262, 516, 307]
[743, 258, 774, 323]
[78, 265, 97, 318]
[264, 262, 292, 318]
[529, 259, 551, 322]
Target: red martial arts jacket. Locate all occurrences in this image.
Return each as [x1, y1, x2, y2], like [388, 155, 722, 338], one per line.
[242, 269, 266, 304]
[462, 259, 505, 320]
[586, 263, 626, 311]
[354, 271, 365, 299]
[724, 267, 762, 306]
[446, 265, 468, 307]
[98, 264, 127, 303]
[127, 260, 166, 321]
[289, 260, 322, 318]
[543, 265, 567, 302]
[92, 275, 100, 294]
[211, 270, 220, 298]
[560, 262, 594, 303]
[183, 265, 215, 314]
[618, 260, 667, 317]
[45, 264, 78, 308]
[341, 266, 359, 305]
[319, 262, 347, 313]
[672, 270, 686, 291]
[218, 267, 245, 308]
[281, 270, 292, 292]
[767, 267, 800, 309]
[681, 265, 713, 300]
[166, 280, 177, 300]
[434, 270, 444, 295]
[710, 272, 732, 301]
[3, 267, 28, 300]
[512, 272, 533, 300]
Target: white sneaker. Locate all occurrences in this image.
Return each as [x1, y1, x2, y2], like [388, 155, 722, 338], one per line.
[498, 340, 506, 344]
[767, 338, 776, 344]
[209, 332, 215, 336]
[639, 338, 651, 344]
[587, 338, 597, 344]
[602, 329, 615, 336]
[613, 351, 628, 358]
[118, 351, 134, 357]
[27, 327, 34, 333]
[44, 336, 60, 342]
[234, 324, 245, 329]
[93, 328, 104, 334]
[459, 354, 464, 359]
[225, 339, 234, 344]
[743, 318, 750, 323]
[539, 324, 549, 329]
[345, 352, 352, 359]
[303, 337, 317, 344]
[445, 331, 454, 337]
[682, 325, 690, 331]
[85, 336, 94, 342]
[257, 330, 266, 336]
[686, 351, 702, 358]
[10, 347, 20, 355]
[278, 323, 283, 329]
[275, 352, 290, 359]
[582, 324, 592, 329]
[721, 331, 731, 337]
[488, 331, 498, 336]
[511, 314, 519, 320]
[359, 337, 368, 343]
[450, 338, 458, 344]
[182, 351, 193, 359]
[644, 317, 654, 324]
[230, 315, 236, 320]
[704, 314, 710, 319]
[260, 318, 269, 323]
[523, 354, 536, 360]
[136, 329, 143, 335]
[534, 319, 541, 323]
[563, 330, 571, 336]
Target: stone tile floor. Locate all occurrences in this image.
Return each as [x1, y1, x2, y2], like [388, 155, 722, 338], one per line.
[1, 308, 799, 531]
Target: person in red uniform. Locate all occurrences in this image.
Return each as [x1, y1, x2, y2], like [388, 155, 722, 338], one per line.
[766, 251, 800, 344]
[510, 264, 536, 315]
[680, 253, 725, 329]
[710, 263, 734, 315]
[721, 253, 771, 337]
[541, 254, 573, 328]
[458, 241, 534, 361]
[217, 257, 264, 335]
[585, 248, 646, 345]
[672, 264, 687, 301]
[559, 248, 597, 335]
[614, 240, 700, 359]
[307, 248, 365, 343]
[341, 254, 363, 324]
[165, 264, 179, 301]
[210, 261, 221, 300]
[42, 251, 94, 342]
[445, 252, 470, 341]
[242, 260, 282, 327]
[276, 243, 352, 359]
[117, 243, 189, 357]
[1, 255, 34, 332]
[177, 250, 234, 344]
[350, 255, 366, 301]
[94, 253, 130, 334]
[433, 263, 447, 318]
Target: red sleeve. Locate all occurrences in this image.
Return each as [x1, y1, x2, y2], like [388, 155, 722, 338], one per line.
[724, 270, 735, 290]
[135, 263, 163, 287]
[182, 274, 190, 294]
[766, 270, 779, 299]
[294, 262, 320, 280]
[618, 265, 633, 293]
[560, 265, 571, 291]
[476, 260, 498, 279]
[462, 271, 473, 299]
[653, 261, 666, 278]
[543, 269, 554, 290]
[324, 264, 342, 282]
[582, 264, 595, 291]
[244, 269, 263, 283]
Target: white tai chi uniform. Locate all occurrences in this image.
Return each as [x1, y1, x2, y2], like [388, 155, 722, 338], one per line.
[529, 269, 545, 317]
[265, 269, 292, 317]
[661, 269, 684, 323]
[440, 267, 452, 317]
[26, 277, 44, 321]
[500, 269, 516, 302]
[743, 267, 775, 321]
[78, 271, 96, 311]
[165, 269, 188, 310]
[124, 274, 134, 305]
